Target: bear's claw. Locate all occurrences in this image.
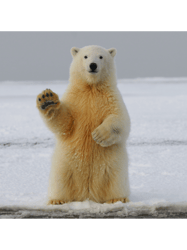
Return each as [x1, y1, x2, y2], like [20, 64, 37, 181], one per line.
[106, 197, 129, 204]
[48, 200, 65, 205]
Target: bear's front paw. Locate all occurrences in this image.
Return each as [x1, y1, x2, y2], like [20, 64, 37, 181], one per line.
[36, 89, 60, 111]
[92, 125, 120, 147]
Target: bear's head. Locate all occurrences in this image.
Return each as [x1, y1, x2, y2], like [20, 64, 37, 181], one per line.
[69, 45, 117, 85]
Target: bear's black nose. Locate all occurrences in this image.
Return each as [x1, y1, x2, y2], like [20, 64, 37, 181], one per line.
[90, 63, 97, 71]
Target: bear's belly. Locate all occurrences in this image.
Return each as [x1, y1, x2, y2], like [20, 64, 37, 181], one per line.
[63, 116, 120, 174]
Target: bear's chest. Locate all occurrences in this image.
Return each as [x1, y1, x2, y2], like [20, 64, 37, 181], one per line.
[73, 88, 114, 129]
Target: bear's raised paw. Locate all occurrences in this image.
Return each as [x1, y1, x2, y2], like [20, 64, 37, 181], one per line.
[36, 89, 60, 111]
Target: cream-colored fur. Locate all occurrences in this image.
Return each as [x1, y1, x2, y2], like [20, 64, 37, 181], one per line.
[36, 45, 131, 204]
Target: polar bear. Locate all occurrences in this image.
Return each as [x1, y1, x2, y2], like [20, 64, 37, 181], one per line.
[36, 45, 131, 205]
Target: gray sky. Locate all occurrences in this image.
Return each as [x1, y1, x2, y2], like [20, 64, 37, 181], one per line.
[0, 32, 187, 81]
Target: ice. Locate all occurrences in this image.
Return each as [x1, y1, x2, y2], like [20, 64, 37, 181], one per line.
[0, 78, 187, 215]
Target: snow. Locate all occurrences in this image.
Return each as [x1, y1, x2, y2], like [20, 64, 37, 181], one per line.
[0, 78, 187, 216]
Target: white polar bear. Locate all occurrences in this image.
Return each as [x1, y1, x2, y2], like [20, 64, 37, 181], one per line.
[36, 45, 131, 204]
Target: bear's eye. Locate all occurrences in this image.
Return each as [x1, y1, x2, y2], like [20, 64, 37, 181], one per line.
[84, 56, 88, 59]
[99, 56, 103, 59]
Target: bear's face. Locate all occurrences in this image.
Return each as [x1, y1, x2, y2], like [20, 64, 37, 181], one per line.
[70, 45, 117, 84]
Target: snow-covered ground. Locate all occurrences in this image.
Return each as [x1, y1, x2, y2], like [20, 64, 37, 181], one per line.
[0, 78, 187, 216]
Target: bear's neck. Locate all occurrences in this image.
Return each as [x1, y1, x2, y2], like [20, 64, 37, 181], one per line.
[69, 77, 115, 93]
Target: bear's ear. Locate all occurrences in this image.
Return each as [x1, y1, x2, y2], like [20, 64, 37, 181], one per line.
[108, 48, 117, 58]
[71, 47, 80, 57]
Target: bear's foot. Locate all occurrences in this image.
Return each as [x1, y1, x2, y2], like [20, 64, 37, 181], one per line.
[105, 197, 129, 204]
[36, 89, 60, 111]
[48, 199, 65, 205]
